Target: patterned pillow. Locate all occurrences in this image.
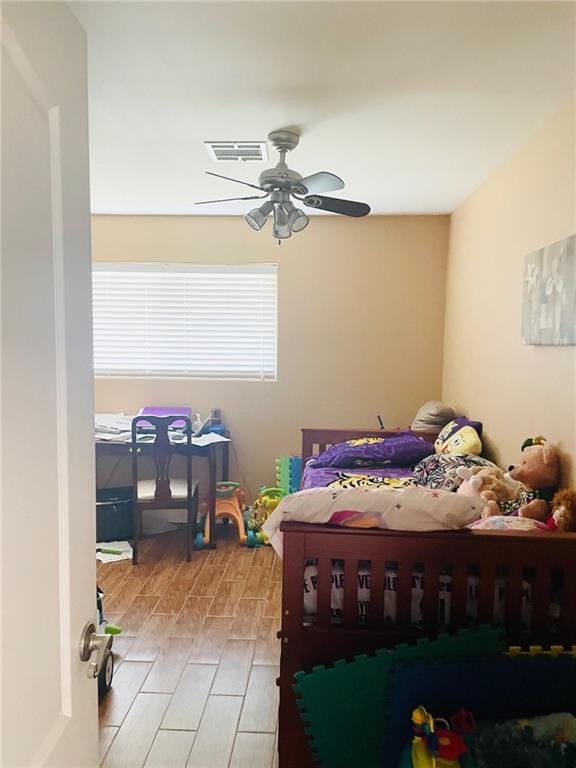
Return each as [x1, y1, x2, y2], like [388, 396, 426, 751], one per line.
[413, 453, 498, 491]
[310, 433, 434, 469]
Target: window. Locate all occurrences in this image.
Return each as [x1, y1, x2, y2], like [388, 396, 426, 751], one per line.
[93, 263, 277, 379]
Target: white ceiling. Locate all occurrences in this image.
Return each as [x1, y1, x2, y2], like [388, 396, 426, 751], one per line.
[71, 2, 575, 216]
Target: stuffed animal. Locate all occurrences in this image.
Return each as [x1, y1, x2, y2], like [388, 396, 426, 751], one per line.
[518, 712, 576, 744]
[506, 436, 560, 522]
[456, 466, 519, 517]
[546, 489, 576, 532]
[435, 420, 483, 456]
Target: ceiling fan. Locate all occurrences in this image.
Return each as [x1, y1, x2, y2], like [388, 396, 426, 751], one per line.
[195, 129, 371, 241]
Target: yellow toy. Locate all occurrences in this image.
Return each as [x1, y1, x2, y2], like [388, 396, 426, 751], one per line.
[410, 706, 466, 768]
[245, 487, 284, 547]
[253, 486, 283, 516]
[434, 421, 482, 456]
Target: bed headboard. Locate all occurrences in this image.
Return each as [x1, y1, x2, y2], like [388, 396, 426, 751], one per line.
[301, 427, 440, 462]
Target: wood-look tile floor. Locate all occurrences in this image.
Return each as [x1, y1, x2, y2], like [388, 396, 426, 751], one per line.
[98, 527, 280, 768]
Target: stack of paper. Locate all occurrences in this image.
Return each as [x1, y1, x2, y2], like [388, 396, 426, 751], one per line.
[191, 433, 230, 447]
[96, 541, 133, 563]
[96, 432, 131, 442]
[95, 413, 132, 442]
[95, 413, 133, 433]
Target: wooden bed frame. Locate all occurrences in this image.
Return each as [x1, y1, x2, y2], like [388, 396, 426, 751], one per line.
[277, 427, 576, 768]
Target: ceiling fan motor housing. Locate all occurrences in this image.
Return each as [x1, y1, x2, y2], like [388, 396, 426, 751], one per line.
[257, 129, 307, 193]
[258, 164, 304, 192]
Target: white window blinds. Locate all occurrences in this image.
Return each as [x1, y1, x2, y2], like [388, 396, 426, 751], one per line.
[93, 263, 277, 379]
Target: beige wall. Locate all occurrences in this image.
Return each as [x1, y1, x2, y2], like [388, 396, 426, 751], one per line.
[93, 214, 449, 495]
[443, 100, 576, 484]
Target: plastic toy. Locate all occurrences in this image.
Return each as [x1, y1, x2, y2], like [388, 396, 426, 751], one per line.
[195, 481, 247, 548]
[96, 546, 125, 633]
[96, 547, 124, 698]
[410, 706, 467, 767]
[276, 455, 302, 495]
[254, 486, 283, 515]
[243, 487, 284, 547]
[244, 510, 269, 548]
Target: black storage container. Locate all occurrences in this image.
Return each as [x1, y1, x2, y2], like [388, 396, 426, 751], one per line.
[96, 486, 133, 541]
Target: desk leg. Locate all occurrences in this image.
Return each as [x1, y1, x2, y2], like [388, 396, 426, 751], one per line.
[222, 442, 229, 482]
[208, 445, 217, 549]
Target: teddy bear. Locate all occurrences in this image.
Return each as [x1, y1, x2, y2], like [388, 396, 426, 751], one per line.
[504, 436, 560, 522]
[545, 489, 576, 532]
[456, 466, 519, 517]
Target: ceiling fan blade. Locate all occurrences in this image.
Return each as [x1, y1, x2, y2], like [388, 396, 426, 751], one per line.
[195, 193, 269, 205]
[303, 195, 370, 218]
[205, 171, 266, 192]
[298, 171, 345, 194]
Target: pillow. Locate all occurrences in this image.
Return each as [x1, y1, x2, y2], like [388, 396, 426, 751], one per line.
[310, 433, 434, 469]
[266, 485, 485, 534]
[411, 401, 456, 431]
[413, 453, 498, 491]
[434, 417, 483, 456]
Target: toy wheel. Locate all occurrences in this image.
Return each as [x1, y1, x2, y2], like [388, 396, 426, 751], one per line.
[98, 648, 114, 698]
[195, 532, 204, 549]
[246, 530, 256, 548]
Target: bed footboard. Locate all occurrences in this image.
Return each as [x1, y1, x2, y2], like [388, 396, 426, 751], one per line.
[278, 523, 576, 768]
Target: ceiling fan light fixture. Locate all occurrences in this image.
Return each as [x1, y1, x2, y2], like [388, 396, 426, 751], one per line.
[273, 205, 291, 239]
[245, 200, 274, 230]
[283, 201, 309, 233]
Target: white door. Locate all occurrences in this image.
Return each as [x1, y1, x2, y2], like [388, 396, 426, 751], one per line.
[1, 3, 98, 767]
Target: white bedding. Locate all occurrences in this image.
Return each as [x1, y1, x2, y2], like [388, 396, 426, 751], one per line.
[262, 485, 486, 558]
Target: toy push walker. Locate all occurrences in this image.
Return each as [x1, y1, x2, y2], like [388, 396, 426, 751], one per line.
[195, 482, 247, 548]
[195, 483, 284, 549]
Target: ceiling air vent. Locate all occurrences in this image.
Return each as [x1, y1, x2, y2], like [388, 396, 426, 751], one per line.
[204, 141, 269, 163]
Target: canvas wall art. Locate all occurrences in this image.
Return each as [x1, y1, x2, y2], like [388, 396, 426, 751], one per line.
[521, 233, 576, 346]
